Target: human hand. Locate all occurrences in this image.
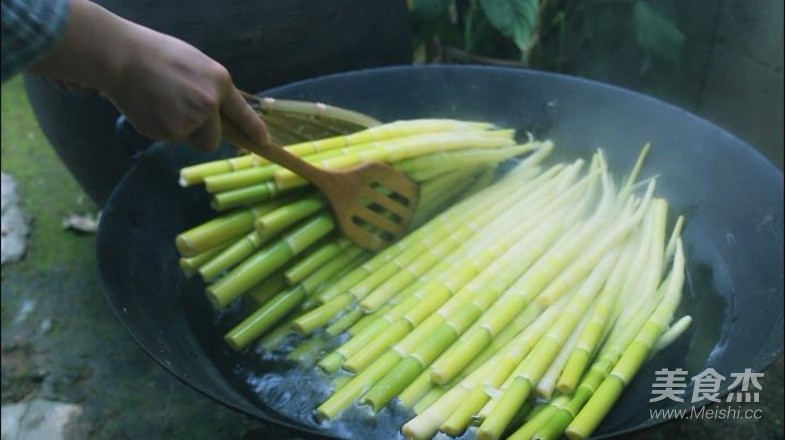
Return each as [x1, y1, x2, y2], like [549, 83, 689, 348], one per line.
[28, 0, 269, 152]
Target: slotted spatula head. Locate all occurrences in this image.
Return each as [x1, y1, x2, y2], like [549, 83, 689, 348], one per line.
[320, 161, 420, 251]
[221, 114, 419, 252]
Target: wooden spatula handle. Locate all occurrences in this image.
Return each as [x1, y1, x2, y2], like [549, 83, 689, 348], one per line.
[220, 115, 329, 186]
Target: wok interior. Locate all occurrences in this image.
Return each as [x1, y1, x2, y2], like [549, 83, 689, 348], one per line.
[97, 66, 784, 439]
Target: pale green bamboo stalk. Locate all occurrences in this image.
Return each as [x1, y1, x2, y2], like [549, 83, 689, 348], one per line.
[211, 133, 455, 193]
[507, 396, 570, 440]
[555, 227, 643, 393]
[175, 202, 280, 257]
[178, 241, 233, 277]
[401, 143, 538, 181]
[535, 269, 676, 440]
[179, 119, 496, 186]
[203, 163, 277, 193]
[536, 307, 592, 400]
[566, 240, 685, 439]
[206, 214, 335, 308]
[401, 294, 571, 439]
[476, 250, 620, 440]
[225, 249, 363, 350]
[179, 153, 264, 187]
[198, 199, 329, 281]
[283, 238, 352, 285]
[395, 142, 536, 175]
[403, 299, 545, 412]
[533, 194, 649, 307]
[301, 248, 366, 295]
[427, 169, 601, 385]
[287, 335, 332, 367]
[274, 130, 516, 189]
[297, 162, 565, 333]
[342, 164, 585, 372]
[618, 198, 668, 327]
[619, 142, 651, 200]
[460, 293, 578, 426]
[316, 183, 562, 417]
[408, 165, 500, 228]
[210, 182, 273, 211]
[652, 315, 692, 355]
[664, 214, 685, 264]
[412, 385, 446, 415]
[245, 272, 288, 306]
[255, 195, 326, 234]
[203, 143, 379, 193]
[324, 309, 365, 337]
[459, 165, 500, 198]
[197, 230, 268, 281]
[224, 286, 307, 350]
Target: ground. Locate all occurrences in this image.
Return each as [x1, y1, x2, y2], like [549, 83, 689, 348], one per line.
[1, 75, 783, 440]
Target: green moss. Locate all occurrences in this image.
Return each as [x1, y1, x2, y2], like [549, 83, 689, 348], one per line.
[1, 75, 97, 273]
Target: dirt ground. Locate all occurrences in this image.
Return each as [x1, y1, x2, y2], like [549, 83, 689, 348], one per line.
[1, 76, 783, 440]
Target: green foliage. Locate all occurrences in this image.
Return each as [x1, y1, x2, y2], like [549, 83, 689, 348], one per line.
[633, 1, 685, 67]
[409, 0, 686, 74]
[480, 0, 540, 53]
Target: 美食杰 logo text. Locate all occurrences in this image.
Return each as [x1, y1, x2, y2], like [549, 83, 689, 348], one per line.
[648, 367, 764, 420]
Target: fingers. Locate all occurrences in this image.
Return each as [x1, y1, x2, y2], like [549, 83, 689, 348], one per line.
[221, 87, 271, 146]
[188, 109, 222, 152]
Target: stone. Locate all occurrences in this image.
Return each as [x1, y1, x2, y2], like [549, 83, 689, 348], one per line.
[1, 399, 82, 440]
[1, 172, 32, 264]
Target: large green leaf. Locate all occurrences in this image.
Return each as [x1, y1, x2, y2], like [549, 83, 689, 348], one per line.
[480, 0, 539, 52]
[634, 1, 685, 66]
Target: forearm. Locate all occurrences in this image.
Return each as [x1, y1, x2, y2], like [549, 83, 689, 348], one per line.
[27, 0, 136, 92]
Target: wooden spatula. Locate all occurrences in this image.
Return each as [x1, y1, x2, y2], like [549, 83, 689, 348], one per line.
[220, 116, 419, 251]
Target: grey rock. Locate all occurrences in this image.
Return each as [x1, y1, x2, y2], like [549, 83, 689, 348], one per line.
[1, 399, 82, 440]
[1, 172, 32, 265]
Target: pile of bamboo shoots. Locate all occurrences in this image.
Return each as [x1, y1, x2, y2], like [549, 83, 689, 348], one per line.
[175, 119, 690, 440]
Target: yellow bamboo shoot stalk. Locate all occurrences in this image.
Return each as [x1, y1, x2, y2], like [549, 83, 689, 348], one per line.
[178, 241, 233, 277]
[298, 162, 566, 334]
[316, 165, 583, 417]
[618, 198, 668, 327]
[359, 193, 590, 412]
[618, 142, 651, 200]
[555, 228, 643, 394]
[408, 297, 547, 412]
[274, 130, 516, 189]
[283, 238, 351, 285]
[401, 143, 539, 181]
[358, 163, 581, 314]
[475, 250, 621, 440]
[402, 295, 572, 440]
[175, 201, 283, 257]
[566, 240, 686, 439]
[664, 214, 685, 264]
[536, 306, 593, 400]
[339, 163, 588, 372]
[424, 193, 608, 387]
[178, 119, 498, 186]
[651, 315, 692, 356]
[309, 164, 538, 307]
[533, 192, 650, 308]
[426, 178, 600, 386]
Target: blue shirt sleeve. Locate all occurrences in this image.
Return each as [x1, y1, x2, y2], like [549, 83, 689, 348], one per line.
[1, 0, 70, 82]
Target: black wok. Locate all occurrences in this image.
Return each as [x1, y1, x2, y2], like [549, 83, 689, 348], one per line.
[96, 65, 784, 439]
